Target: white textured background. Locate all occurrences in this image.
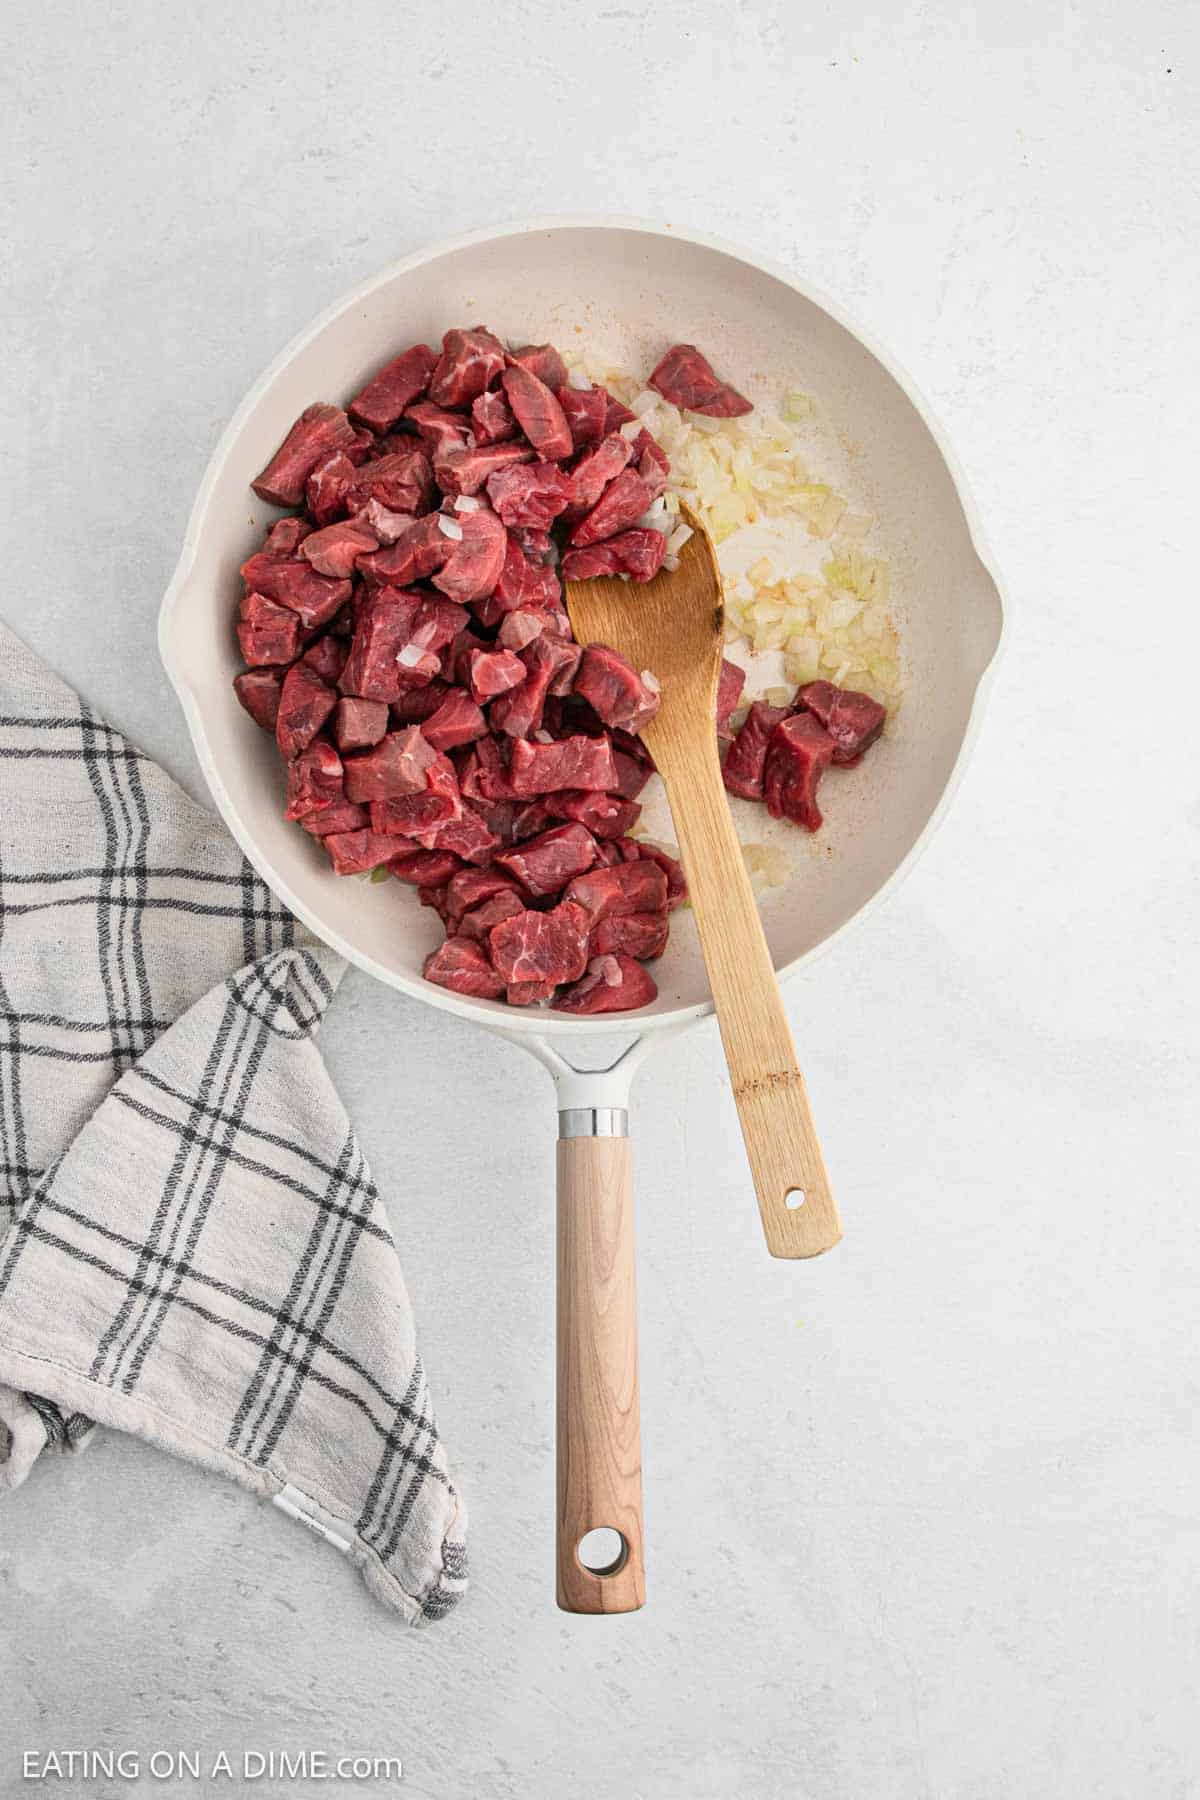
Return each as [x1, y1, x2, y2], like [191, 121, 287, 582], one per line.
[2, 3, 1197, 1797]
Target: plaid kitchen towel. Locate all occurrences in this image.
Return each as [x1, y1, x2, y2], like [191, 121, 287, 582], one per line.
[0, 620, 466, 1625]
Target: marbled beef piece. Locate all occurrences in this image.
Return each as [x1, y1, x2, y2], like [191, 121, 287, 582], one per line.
[264, 516, 313, 555]
[391, 679, 451, 725]
[560, 528, 666, 584]
[276, 663, 337, 758]
[334, 696, 389, 752]
[562, 433, 632, 517]
[563, 860, 667, 923]
[513, 526, 556, 565]
[489, 635, 571, 739]
[434, 440, 535, 497]
[417, 803, 501, 865]
[404, 400, 472, 454]
[357, 514, 451, 588]
[568, 468, 654, 549]
[359, 497, 418, 545]
[507, 343, 569, 390]
[546, 790, 641, 840]
[591, 912, 669, 960]
[556, 384, 607, 451]
[471, 389, 517, 444]
[238, 554, 352, 631]
[600, 388, 637, 432]
[237, 593, 303, 667]
[501, 364, 573, 460]
[300, 635, 349, 685]
[485, 461, 571, 530]
[495, 823, 597, 898]
[343, 448, 434, 517]
[544, 638, 584, 697]
[444, 866, 522, 927]
[428, 327, 507, 407]
[348, 344, 438, 433]
[552, 953, 657, 1014]
[508, 732, 617, 796]
[468, 648, 526, 704]
[305, 451, 358, 525]
[489, 900, 590, 986]
[388, 847, 465, 888]
[716, 659, 746, 737]
[763, 713, 835, 830]
[284, 740, 343, 821]
[322, 828, 402, 877]
[572, 644, 661, 733]
[233, 668, 285, 731]
[484, 533, 561, 617]
[300, 799, 369, 838]
[722, 702, 793, 801]
[457, 889, 525, 943]
[423, 935, 505, 1000]
[648, 344, 752, 418]
[459, 731, 515, 802]
[794, 680, 886, 765]
[633, 430, 670, 501]
[344, 725, 438, 803]
[252, 403, 360, 507]
[421, 689, 487, 752]
[369, 751, 461, 835]
[509, 800, 557, 842]
[497, 608, 547, 652]
[338, 587, 424, 701]
[621, 840, 687, 910]
[432, 509, 507, 604]
[505, 980, 557, 1006]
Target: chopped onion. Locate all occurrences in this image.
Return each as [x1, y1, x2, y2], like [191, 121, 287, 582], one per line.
[619, 419, 644, 442]
[591, 954, 622, 988]
[534, 728, 554, 744]
[437, 514, 463, 541]
[453, 495, 481, 513]
[665, 522, 693, 556]
[640, 669, 660, 694]
[397, 643, 428, 669]
[567, 366, 592, 390]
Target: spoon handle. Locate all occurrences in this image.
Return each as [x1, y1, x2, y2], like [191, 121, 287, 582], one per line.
[656, 734, 842, 1258]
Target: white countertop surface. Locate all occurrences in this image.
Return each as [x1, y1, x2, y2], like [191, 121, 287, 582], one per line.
[2, 3, 1197, 1796]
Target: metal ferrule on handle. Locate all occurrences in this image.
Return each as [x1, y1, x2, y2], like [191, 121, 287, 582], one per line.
[559, 1107, 629, 1139]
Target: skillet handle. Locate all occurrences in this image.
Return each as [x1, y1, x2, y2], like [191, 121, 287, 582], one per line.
[556, 1118, 645, 1613]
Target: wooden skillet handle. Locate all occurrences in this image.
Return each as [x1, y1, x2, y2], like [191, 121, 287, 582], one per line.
[556, 1133, 645, 1613]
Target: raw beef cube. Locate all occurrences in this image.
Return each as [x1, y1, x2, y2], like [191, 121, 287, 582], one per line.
[306, 451, 357, 525]
[322, 828, 401, 877]
[763, 713, 835, 830]
[264, 516, 313, 555]
[428, 327, 507, 407]
[716, 659, 746, 736]
[423, 936, 505, 1000]
[233, 668, 285, 731]
[501, 364, 573, 460]
[360, 497, 419, 544]
[391, 680, 451, 725]
[545, 639, 584, 696]
[460, 733, 515, 802]
[334, 696, 389, 752]
[510, 800, 557, 841]
[300, 799, 369, 837]
[553, 953, 657, 1014]
[238, 555, 352, 630]
[284, 740, 343, 821]
[468, 648, 526, 703]
[495, 823, 597, 898]
[624, 840, 687, 910]
[404, 400, 471, 454]
[634, 431, 670, 501]
[507, 343, 569, 390]
[548, 791, 642, 840]
[344, 725, 438, 802]
[338, 587, 423, 701]
[276, 663, 337, 758]
[370, 753, 461, 834]
[563, 434, 632, 515]
[572, 645, 662, 733]
[389, 848, 465, 888]
[471, 389, 517, 444]
[422, 690, 487, 752]
[600, 389, 637, 431]
[344, 448, 434, 517]
[434, 440, 535, 497]
[300, 635, 348, 685]
[489, 900, 590, 985]
[420, 805, 501, 865]
[513, 527, 556, 564]
[648, 344, 752, 418]
[508, 733, 617, 796]
[432, 509, 507, 604]
[563, 860, 668, 922]
[497, 609, 547, 652]
[505, 980, 556, 1006]
[357, 514, 451, 587]
[237, 593, 302, 667]
[252, 403, 359, 506]
[569, 468, 654, 548]
[348, 344, 438, 433]
[591, 912, 669, 959]
[445, 865, 522, 926]
[486, 461, 571, 529]
[795, 680, 886, 765]
[560, 529, 666, 584]
[458, 890, 525, 943]
[488, 533, 561, 614]
[611, 748, 652, 800]
[556, 384, 606, 451]
[489, 635, 566, 739]
[722, 702, 793, 801]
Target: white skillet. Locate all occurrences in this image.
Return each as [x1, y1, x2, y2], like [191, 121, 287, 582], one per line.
[158, 217, 1006, 1613]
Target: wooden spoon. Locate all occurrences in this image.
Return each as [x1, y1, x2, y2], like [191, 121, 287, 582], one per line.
[564, 504, 841, 1262]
